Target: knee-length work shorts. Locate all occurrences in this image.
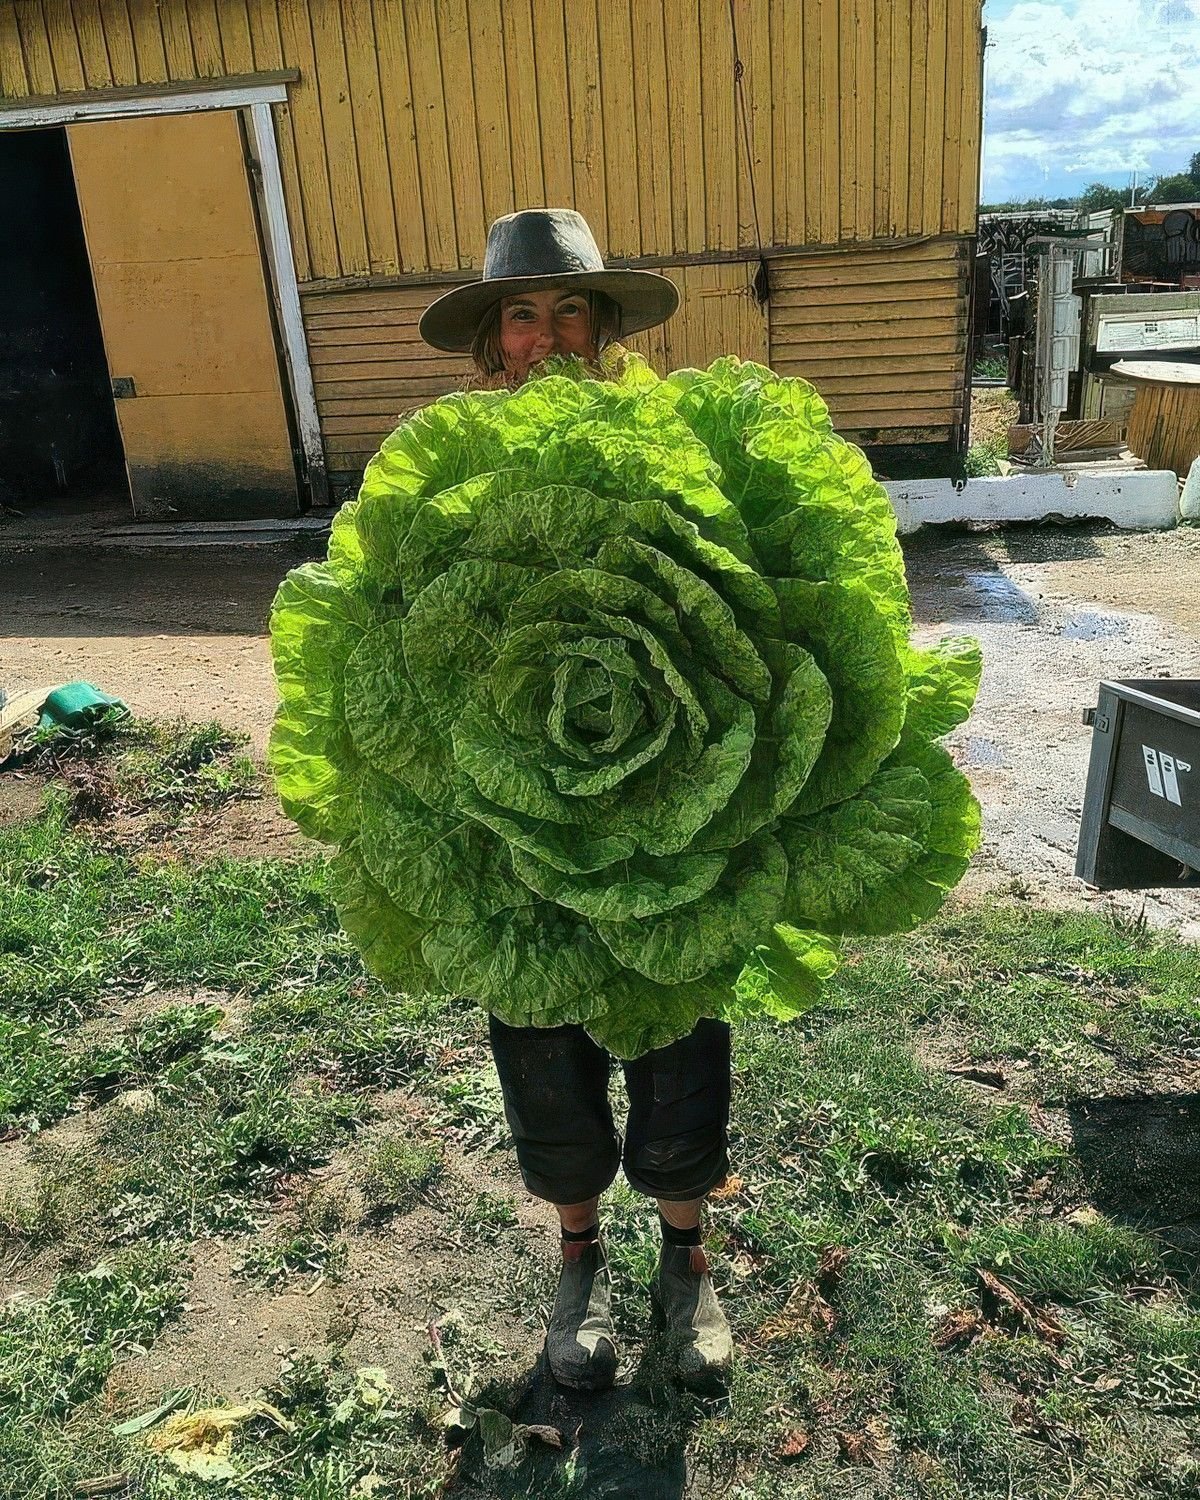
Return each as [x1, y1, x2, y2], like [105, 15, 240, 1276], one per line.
[488, 1015, 732, 1205]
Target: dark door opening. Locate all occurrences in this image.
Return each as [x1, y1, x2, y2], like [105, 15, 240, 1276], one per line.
[0, 128, 127, 517]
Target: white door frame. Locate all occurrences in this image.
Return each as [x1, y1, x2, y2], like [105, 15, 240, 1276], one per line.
[0, 76, 327, 508]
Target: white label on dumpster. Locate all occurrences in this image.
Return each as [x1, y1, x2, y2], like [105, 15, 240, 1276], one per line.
[1144, 745, 1166, 797]
[1142, 746, 1188, 805]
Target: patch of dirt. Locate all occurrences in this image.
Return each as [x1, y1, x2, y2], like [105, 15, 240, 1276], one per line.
[98, 793, 310, 863]
[104, 1134, 552, 1422]
[0, 539, 325, 758]
[66, 985, 248, 1057]
[0, 1104, 117, 1303]
[111, 1237, 343, 1409]
[0, 771, 45, 828]
[1, 763, 309, 862]
[970, 385, 1019, 449]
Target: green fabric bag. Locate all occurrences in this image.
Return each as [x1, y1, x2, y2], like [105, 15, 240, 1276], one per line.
[37, 681, 129, 733]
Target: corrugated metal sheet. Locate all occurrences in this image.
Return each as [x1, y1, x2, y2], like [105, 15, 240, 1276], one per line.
[768, 239, 970, 443]
[1, 0, 984, 281]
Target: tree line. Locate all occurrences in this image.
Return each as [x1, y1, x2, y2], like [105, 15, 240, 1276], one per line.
[982, 151, 1200, 216]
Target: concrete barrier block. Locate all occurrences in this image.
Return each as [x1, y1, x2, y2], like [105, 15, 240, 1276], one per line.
[883, 471, 1181, 535]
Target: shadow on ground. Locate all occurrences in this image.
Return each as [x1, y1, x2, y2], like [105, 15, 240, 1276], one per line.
[1068, 1091, 1200, 1237]
[451, 1346, 729, 1499]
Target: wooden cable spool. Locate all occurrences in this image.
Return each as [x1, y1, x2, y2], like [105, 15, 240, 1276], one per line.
[1111, 360, 1200, 477]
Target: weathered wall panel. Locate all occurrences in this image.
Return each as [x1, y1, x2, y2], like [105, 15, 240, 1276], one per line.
[2, 1, 985, 280]
[768, 239, 970, 444]
[303, 259, 770, 481]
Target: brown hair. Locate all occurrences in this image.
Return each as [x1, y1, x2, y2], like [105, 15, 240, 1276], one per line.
[470, 288, 622, 380]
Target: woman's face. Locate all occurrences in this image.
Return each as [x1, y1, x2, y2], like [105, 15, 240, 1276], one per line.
[498, 288, 597, 381]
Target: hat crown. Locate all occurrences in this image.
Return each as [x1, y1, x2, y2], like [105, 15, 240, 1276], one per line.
[482, 209, 606, 281]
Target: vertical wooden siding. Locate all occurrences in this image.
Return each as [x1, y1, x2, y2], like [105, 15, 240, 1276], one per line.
[768, 239, 970, 443]
[303, 259, 769, 479]
[2, 0, 984, 280]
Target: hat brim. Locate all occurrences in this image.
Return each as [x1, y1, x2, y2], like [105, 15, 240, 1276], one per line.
[418, 269, 680, 353]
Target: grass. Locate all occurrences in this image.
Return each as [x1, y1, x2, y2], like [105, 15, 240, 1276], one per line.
[356, 1135, 444, 1217]
[962, 432, 1008, 478]
[1, 726, 1199, 1497]
[973, 354, 1009, 383]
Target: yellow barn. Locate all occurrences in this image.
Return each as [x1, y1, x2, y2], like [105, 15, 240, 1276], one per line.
[0, 0, 983, 518]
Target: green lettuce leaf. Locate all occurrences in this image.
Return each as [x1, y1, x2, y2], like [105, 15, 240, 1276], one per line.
[269, 356, 981, 1056]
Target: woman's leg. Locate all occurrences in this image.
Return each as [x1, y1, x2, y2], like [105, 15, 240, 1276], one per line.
[557, 1196, 602, 1234]
[657, 1197, 703, 1232]
[621, 1018, 734, 1389]
[486, 1015, 619, 1391]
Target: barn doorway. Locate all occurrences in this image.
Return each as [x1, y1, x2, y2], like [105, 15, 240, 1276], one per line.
[0, 127, 127, 520]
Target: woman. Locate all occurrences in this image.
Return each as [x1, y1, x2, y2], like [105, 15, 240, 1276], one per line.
[418, 209, 733, 1395]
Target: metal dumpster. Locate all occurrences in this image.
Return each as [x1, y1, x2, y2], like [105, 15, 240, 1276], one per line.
[1076, 680, 1200, 890]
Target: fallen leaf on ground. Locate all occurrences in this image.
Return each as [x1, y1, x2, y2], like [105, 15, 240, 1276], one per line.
[111, 1386, 192, 1437]
[756, 1281, 836, 1342]
[709, 1175, 745, 1201]
[778, 1429, 810, 1461]
[148, 1402, 293, 1479]
[71, 1477, 130, 1498]
[977, 1268, 1067, 1347]
[933, 1308, 985, 1350]
[838, 1431, 870, 1464]
[836, 1418, 893, 1468]
[817, 1244, 850, 1294]
[946, 1064, 1006, 1088]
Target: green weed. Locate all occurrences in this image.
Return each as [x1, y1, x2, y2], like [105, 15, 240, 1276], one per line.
[356, 1136, 443, 1216]
[4, 750, 1200, 1498]
[235, 1227, 348, 1287]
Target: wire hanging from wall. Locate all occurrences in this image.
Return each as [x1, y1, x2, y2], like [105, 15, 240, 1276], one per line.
[727, 0, 770, 308]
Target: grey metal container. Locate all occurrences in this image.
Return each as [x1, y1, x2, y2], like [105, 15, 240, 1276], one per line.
[1076, 680, 1200, 890]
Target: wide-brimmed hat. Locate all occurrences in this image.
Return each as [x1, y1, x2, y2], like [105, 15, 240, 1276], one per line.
[419, 209, 679, 353]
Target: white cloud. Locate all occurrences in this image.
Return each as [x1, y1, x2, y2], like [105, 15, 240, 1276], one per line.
[983, 0, 1200, 199]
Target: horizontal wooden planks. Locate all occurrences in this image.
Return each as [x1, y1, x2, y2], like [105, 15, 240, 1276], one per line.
[769, 236, 970, 442]
[304, 259, 769, 474]
[301, 282, 471, 468]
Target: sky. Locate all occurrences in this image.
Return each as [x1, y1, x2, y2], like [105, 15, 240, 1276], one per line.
[982, 0, 1200, 202]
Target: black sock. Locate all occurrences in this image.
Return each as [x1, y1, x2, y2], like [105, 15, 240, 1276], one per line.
[659, 1214, 702, 1249]
[561, 1222, 600, 1243]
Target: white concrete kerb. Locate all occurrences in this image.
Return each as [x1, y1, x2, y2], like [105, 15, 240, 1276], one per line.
[883, 471, 1182, 535]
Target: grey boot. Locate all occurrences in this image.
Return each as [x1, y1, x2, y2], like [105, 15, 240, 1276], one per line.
[545, 1236, 618, 1392]
[651, 1242, 734, 1391]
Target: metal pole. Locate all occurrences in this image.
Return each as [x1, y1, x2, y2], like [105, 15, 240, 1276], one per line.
[1044, 246, 1058, 467]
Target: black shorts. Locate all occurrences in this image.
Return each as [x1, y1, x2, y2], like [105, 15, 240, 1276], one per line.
[488, 1014, 732, 1205]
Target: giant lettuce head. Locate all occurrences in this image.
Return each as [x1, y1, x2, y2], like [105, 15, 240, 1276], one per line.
[269, 356, 981, 1058]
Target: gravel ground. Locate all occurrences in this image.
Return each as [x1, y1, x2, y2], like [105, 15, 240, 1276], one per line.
[905, 524, 1200, 939]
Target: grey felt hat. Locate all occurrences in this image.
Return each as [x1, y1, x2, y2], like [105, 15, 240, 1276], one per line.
[419, 208, 680, 353]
